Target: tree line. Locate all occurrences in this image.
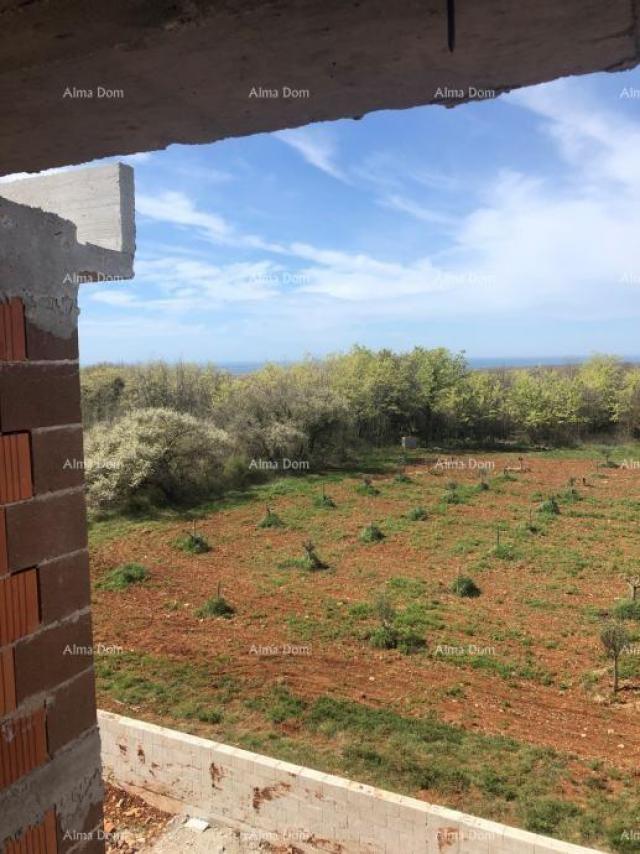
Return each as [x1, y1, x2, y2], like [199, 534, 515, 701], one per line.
[82, 348, 640, 450]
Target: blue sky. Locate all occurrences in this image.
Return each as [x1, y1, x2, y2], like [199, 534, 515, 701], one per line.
[19, 69, 640, 364]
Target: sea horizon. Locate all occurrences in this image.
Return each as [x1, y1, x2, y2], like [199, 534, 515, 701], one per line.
[216, 355, 640, 375]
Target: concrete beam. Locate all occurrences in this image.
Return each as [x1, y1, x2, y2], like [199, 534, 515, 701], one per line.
[0, 164, 135, 337]
[0, 164, 134, 256]
[0, 0, 638, 174]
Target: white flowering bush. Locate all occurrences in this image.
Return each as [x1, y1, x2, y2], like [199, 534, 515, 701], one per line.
[85, 408, 232, 512]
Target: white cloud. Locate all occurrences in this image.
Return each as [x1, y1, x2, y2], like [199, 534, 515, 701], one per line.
[275, 127, 348, 182]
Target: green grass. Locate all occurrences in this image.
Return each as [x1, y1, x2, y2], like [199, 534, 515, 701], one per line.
[360, 522, 385, 543]
[174, 531, 211, 554]
[407, 506, 428, 521]
[614, 600, 640, 620]
[96, 562, 148, 591]
[95, 652, 640, 851]
[195, 595, 236, 619]
[258, 509, 285, 528]
[451, 575, 481, 598]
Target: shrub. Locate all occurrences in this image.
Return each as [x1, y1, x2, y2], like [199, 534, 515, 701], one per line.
[97, 563, 148, 591]
[175, 531, 211, 554]
[538, 497, 560, 515]
[258, 507, 284, 528]
[613, 600, 640, 620]
[196, 596, 235, 619]
[314, 487, 336, 508]
[356, 477, 379, 496]
[451, 575, 481, 598]
[360, 523, 385, 543]
[369, 624, 400, 650]
[493, 543, 518, 561]
[302, 541, 329, 571]
[407, 506, 428, 521]
[394, 472, 412, 484]
[85, 408, 232, 512]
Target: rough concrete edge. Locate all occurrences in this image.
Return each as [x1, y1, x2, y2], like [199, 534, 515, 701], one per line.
[0, 176, 134, 337]
[98, 711, 601, 854]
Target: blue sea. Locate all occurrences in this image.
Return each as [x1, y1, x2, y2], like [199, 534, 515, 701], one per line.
[219, 356, 640, 375]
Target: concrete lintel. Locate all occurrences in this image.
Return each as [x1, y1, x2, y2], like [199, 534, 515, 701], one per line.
[0, 1, 638, 174]
[0, 167, 133, 338]
[0, 163, 135, 257]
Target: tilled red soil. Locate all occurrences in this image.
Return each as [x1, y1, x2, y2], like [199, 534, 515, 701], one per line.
[91, 455, 640, 775]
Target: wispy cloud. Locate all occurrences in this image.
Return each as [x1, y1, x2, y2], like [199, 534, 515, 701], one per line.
[275, 126, 349, 182]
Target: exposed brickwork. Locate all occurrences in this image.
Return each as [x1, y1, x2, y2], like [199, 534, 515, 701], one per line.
[0, 433, 33, 504]
[0, 647, 16, 717]
[0, 507, 8, 578]
[0, 299, 27, 363]
[14, 612, 94, 704]
[4, 808, 58, 854]
[0, 364, 82, 431]
[31, 427, 85, 495]
[47, 668, 97, 756]
[26, 320, 79, 361]
[0, 568, 40, 646]
[0, 706, 47, 789]
[4, 490, 88, 572]
[39, 551, 91, 627]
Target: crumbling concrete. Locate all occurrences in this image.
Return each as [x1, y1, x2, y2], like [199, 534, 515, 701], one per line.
[0, 0, 639, 174]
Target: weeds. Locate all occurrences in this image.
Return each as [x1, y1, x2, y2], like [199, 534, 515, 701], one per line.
[97, 563, 148, 591]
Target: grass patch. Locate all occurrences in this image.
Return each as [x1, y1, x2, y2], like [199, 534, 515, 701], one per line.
[196, 595, 236, 619]
[174, 531, 211, 554]
[407, 506, 428, 521]
[451, 575, 481, 598]
[538, 497, 560, 515]
[360, 523, 385, 543]
[96, 562, 148, 591]
[258, 508, 285, 528]
[614, 600, 640, 620]
[356, 477, 380, 496]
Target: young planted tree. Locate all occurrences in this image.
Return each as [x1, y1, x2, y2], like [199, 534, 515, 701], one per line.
[314, 483, 336, 508]
[600, 621, 630, 694]
[627, 576, 640, 602]
[258, 505, 284, 528]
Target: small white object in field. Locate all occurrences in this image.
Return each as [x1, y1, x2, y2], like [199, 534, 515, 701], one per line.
[185, 817, 210, 833]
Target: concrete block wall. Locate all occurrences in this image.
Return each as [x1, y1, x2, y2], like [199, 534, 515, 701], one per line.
[99, 711, 600, 854]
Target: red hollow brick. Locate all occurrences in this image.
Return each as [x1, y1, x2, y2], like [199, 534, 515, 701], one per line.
[0, 363, 81, 431]
[31, 427, 85, 495]
[0, 432, 33, 505]
[0, 299, 26, 363]
[4, 489, 88, 571]
[14, 612, 94, 703]
[0, 568, 40, 646]
[26, 318, 79, 361]
[46, 667, 97, 756]
[0, 706, 47, 790]
[0, 507, 7, 577]
[0, 647, 16, 717]
[4, 808, 58, 854]
[39, 551, 90, 627]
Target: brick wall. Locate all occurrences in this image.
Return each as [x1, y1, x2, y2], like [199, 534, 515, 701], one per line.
[0, 297, 103, 853]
